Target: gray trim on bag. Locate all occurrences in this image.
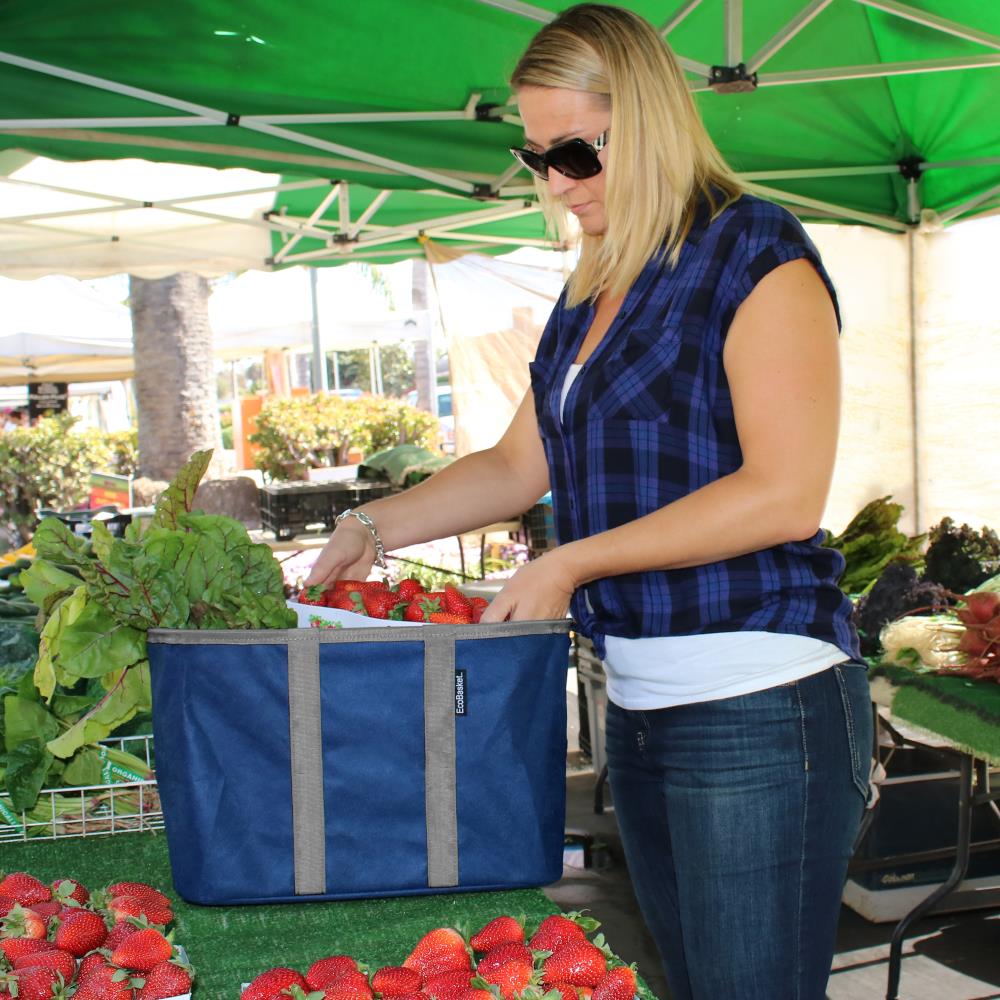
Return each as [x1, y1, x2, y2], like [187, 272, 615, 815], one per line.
[287, 631, 326, 895]
[148, 620, 572, 645]
[423, 631, 459, 887]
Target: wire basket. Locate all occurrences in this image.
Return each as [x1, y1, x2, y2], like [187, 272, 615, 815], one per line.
[0, 733, 162, 843]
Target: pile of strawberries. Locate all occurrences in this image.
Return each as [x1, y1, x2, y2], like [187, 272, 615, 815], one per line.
[242, 912, 640, 1000]
[298, 579, 490, 625]
[0, 870, 192, 999]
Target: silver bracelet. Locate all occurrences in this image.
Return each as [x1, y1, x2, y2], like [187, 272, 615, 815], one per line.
[334, 508, 388, 569]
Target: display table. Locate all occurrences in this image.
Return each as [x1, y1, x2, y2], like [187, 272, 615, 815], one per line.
[5, 832, 560, 997]
[863, 665, 1000, 1000]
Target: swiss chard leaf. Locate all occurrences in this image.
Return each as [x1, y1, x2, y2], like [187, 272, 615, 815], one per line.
[35, 586, 89, 699]
[61, 747, 103, 787]
[5, 738, 54, 812]
[53, 599, 146, 682]
[18, 557, 83, 615]
[3, 695, 59, 752]
[151, 449, 213, 530]
[46, 663, 149, 759]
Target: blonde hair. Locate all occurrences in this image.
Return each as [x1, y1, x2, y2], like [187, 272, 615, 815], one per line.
[511, 4, 742, 307]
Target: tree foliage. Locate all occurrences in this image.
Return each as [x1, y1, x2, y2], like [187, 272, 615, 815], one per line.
[0, 416, 138, 542]
[250, 394, 441, 481]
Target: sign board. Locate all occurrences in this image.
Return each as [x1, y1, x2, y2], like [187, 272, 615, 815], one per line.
[27, 381, 68, 420]
[88, 471, 133, 510]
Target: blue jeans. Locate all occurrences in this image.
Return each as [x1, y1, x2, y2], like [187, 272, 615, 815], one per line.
[605, 662, 872, 1000]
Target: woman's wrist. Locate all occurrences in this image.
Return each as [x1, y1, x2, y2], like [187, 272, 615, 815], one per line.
[334, 508, 387, 568]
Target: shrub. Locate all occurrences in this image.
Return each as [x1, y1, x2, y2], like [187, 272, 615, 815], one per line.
[250, 393, 441, 482]
[0, 415, 138, 541]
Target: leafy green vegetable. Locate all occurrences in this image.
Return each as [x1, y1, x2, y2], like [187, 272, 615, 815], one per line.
[5, 738, 54, 812]
[19, 449, 295, 775]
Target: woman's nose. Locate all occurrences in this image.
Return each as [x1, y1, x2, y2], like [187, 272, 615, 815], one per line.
[547, 169, 576, 197]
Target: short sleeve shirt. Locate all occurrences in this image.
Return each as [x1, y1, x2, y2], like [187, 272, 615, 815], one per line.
[529, 193, 860, 662]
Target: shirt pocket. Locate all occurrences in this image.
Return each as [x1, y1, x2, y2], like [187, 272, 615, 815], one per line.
[583, 324, 683, 422]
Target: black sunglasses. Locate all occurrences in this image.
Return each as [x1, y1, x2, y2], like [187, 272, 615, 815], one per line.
[509, 130, 608, 181]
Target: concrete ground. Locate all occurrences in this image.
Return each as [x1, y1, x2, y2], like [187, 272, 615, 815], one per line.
[545, 684, 1000, 1000]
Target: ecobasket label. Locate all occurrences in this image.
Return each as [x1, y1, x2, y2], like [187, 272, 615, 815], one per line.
[455, 669, 468, 716]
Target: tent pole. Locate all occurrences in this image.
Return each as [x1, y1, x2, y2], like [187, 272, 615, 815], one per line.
[310, 268, 328, 393]
[907, 229, 921, 533]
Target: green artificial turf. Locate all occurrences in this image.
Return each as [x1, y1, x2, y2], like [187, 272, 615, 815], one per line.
[873, 664, 1000, 762]
[4, 831, 561, 998]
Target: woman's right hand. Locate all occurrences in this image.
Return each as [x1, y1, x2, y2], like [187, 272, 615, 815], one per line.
[303, 517, 376, 589]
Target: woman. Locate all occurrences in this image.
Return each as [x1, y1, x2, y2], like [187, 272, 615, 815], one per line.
[307, 5, 871, 996]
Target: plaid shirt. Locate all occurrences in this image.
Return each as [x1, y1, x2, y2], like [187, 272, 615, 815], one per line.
[530, 194, 859, 661]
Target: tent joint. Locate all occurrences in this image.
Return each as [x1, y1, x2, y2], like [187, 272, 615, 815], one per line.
[897, 156, 924, 181]
[226, 113, 241, 127]
[472, 182, 499, 199]
[474, 102, 504, 123]
[708, 63, 758, 93]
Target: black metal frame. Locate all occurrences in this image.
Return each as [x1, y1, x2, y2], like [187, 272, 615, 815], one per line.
[850, 705, 1000, 1000]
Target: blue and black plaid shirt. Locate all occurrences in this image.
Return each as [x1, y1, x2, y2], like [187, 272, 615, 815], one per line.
[530, 194, 859, 661]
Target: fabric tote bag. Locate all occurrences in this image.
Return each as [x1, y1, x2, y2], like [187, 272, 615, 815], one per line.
[147, 620, 571, 904]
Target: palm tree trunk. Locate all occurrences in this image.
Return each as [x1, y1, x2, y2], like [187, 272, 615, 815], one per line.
[129, 273, 222, 481]
[411, 258, 434, 412]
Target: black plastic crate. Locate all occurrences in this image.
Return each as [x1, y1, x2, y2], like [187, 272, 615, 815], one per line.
[37, 505, 132, 539]
[259, 480, 393, 540]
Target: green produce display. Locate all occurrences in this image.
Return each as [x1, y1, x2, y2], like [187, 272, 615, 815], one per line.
[1, 449, 295, 824]
[823, 496, 924, 596]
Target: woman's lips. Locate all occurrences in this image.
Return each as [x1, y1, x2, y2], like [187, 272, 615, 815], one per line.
[568, 201, 591, 215]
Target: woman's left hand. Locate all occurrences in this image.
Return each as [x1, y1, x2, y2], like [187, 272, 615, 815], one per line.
[478, 549, 578, 623]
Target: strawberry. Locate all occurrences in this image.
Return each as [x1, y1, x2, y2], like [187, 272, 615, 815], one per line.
[8, 965, 68, 1000]
[53, 908, 109, 956]
[110, 928, 172, 972]
[546, 985, 580, 1000]
[469, 916, 524, 953]
[591, 966, 636, 1000]
[452, 992, 494, 1000]
[477, 944, 532, 976]
[324, 592, 358, 612]
[541, 941, 607, 989]
[0, 896, 15, 919]
[422, 969, 474, 1000]
[478, 959, 534, 1000]
[0, 939, 55, 963]
[393, 994, 429, 1000]
[134, 959, 193, 1000]
[528, 914, 589, 953]
[326, 969, 374, 1000]
[12, 948, 75, 981]
[403, 928, 471, 978]
[241, 967, 309, 1000]
[28, 900, 63, 925]
[51, 879, 90, 906]
[105, 919, 141, 950]
[428, 613, 471, 625]
[372, 966, 422, 997]
[106, 895, 173, 928]
[0, 874, 51, 907]
[306, 956, 359, 990]
[78, 952, 110, 980]
[469, 599, 489, 624]
[361, 590, 406, 620]
[102, 882, 170, 909]
[395, 579, 424, 601]
[2, 904, 47, 939]
[442, 585, 473, 618]
[404, 601, 429, 622]
[74, 963, 141, 1000]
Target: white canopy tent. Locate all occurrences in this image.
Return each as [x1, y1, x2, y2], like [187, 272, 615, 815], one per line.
[0, 274, 134, 385]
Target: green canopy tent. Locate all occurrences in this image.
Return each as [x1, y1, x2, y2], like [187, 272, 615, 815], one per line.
[1, 0, 998, 271]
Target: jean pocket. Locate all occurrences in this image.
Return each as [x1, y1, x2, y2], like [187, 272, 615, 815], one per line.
[833, 662, 874, 801]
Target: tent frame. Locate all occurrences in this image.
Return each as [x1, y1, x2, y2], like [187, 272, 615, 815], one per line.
[1, 0, 999, 267]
